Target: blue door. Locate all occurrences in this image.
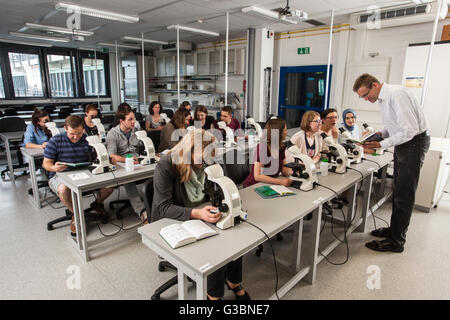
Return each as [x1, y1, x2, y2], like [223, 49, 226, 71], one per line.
[278, 65, 332, 128]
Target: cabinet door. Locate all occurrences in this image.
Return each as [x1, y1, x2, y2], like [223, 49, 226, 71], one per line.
[156, 57, 165, 76]
[197, 52, 208, 75]
[185, 53, 195, 76]
[147, 57, 156, 77]
[223, 49, 235, 75]
[235, 48, 245, 75]
[165, 56, 175, 76]
[209, 51, 221, 75]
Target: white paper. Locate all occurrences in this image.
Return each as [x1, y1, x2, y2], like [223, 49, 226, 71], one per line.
[68, 172, 90, 181]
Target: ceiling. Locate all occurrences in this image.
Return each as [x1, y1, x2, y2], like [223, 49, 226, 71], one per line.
[0, 0, 414, 50]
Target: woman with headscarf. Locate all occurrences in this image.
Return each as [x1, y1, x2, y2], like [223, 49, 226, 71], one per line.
[338, 108, 360, 143]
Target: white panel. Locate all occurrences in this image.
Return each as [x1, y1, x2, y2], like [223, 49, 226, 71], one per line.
[402, 43, 450, 138]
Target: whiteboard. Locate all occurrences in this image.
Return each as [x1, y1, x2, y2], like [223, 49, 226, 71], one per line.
[402, 43, 450, 138]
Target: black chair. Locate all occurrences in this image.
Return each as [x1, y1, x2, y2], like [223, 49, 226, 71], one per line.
[58, 109, 71, 119]
[148, 130, 161, 152]
[164, 109, 174, 119]
[22, 105, 37, 111]
[43, 106, 56, 114]
[0, 117, 28, 181]
[4, 108, 18, 116]
[0, 111, 4, 118]
[60, 106, 74, 113]
[143, 178, 182, 300]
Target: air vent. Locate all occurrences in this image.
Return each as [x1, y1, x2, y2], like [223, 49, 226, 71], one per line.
[160, 41, 192, 52]
[358, 5, 429, 24]
[304, 19, 326, 26]
[350, 1, 447, 29]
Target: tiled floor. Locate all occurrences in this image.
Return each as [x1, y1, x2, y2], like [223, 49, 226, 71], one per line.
[0, 163, 449, 300]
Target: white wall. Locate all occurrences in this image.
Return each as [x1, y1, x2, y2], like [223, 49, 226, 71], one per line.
[272, 13, 450, 132]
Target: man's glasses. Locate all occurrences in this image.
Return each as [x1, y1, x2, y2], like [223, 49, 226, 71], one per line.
[359, 84, 373, 99]
[325, 116, 338, 120]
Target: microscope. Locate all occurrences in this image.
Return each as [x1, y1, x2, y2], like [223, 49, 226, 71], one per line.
[320, 133, 348, 174]
[91, 118, 106, 142]
[362, 123, 384, 155]
[246, 117, 263, 142]
[160, 113, 171, 124]
[204, 164, 248, 230]
[284, 142, 318, 191]
[135, 130, 157, 165]
[217, 121, 235, 148]
[86, 135, 116, 174]
[338, 128, 363, 164]
[45, 122, 60, 137]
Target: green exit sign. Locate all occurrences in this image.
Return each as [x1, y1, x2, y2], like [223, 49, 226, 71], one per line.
[298, 47, 310, 55]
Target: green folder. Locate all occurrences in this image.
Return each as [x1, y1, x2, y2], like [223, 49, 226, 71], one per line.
[254, 185, 296, 199]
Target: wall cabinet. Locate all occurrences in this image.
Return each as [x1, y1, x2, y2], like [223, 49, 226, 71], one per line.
[148, 47, 245, 78]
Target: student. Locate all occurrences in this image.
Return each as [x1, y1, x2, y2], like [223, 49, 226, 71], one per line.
[243, 118, 293, 188]
[353, 73, 430, 253]
[42, 116, 114, 236]
[106, 104, 148, 223]
[152, 129, 251, 300]
[320, 108, 339, 140]
[83, 104, 99, 136]
[145, 101, 165, 132]
[338, 108, 361, 143]
[217, 106, 240, 131]
[287, 110, 324, 164]
[193, 105, 215, 130]
[23, 108, 52, 149]
[178, 100, 192, 112]
[158, 108, 191, 153]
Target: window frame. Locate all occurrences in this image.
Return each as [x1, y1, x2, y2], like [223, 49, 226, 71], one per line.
[78, 50, 111, 98]
[43, 48, 78, 98]
[0, 43, 112, 101]
[3, 44, 48, 99]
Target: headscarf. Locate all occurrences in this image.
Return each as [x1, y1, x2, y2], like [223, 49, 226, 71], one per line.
[342, 108, 356, 132]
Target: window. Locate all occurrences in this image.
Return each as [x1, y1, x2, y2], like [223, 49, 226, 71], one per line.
[82, 58, 106, 96]
[47, 54, 74, 97]
[0, 67, 4, 98]
[8, 52, 44, 97]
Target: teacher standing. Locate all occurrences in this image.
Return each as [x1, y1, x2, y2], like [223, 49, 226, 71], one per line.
[353, 73, 430, 253]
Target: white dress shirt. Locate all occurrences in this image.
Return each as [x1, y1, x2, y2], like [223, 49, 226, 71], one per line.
[377, 83, 429, 149]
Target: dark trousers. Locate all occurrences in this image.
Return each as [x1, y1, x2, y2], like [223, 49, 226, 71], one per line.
[207, 257, 242, 297]
[389, 131, 430, 247]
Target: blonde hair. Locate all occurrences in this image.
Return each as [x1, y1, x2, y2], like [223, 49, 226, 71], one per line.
[300, 110, 321, 132]
[169, 129, 216, 183]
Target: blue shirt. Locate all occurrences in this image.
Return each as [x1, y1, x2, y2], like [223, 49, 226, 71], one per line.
[23, 123, 49, 146]
[44, 133, 91, 178]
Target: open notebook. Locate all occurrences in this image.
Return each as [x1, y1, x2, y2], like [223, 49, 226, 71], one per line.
[255, 185, 296, 199]
[159, 220, 218, 249]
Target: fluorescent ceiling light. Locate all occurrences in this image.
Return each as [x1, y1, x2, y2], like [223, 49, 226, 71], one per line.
[0, 38, 53, 47]
[55, 2, 139, 23]
[167, 25, 219, 37]
[242, 6, 298, 25]
[9, 32, 70, 42]
[25, 23, 94, 36]
[121, 36, 168, 45]
[98, 42, 141, 49]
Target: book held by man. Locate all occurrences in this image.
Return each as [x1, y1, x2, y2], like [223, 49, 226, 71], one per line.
[159, 220, 218, 249]
[255, 185, 296, 199]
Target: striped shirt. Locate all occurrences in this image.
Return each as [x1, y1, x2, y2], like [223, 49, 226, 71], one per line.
[44, 133, 91, 178]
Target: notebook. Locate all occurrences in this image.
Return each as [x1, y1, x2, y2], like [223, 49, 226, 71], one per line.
[255, 185, 296, 199]
[159, 220, 218, 249]
[63, 162, 91, 168]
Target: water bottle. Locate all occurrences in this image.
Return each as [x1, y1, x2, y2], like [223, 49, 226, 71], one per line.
[320, 159, 329, 176]
[125, 154, 134, 172]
